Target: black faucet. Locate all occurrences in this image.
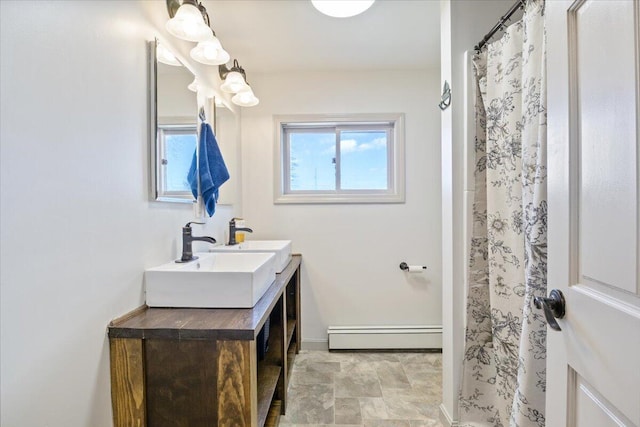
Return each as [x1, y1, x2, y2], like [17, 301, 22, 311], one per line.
[228, 218, 253, 245]
[177, 222, 217, 263]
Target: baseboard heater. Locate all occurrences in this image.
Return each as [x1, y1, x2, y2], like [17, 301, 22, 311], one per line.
[327, 325, 442, 350]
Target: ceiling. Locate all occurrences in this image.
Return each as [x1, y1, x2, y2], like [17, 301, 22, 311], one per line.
[204, 0, 441, 74]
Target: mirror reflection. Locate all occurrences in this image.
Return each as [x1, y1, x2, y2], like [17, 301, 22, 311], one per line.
[151, 39, 198, 203]
[150, 39, 238, 206]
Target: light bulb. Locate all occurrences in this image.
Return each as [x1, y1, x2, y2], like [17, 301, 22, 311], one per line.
[220, 71, 249, 93]
[232, 87, 259, 107]
[204, 45, 217, 59]
[166, 3, 212, 42]
[190, 36, 230, 65]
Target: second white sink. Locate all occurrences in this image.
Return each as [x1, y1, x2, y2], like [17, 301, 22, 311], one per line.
[145, 252, 276, 308]
[209, 240, 292, 273]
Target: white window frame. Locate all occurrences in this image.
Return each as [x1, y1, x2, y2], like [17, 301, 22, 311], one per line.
[156, 124, 197, 203]
[274, 113, 405, 204]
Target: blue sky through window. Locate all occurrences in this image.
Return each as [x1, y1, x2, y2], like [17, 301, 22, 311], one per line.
[290, 132, 336, 190]
[340, 131, 388, 190]
[165, 133, 196, 192]
[289, 129, 388, 191]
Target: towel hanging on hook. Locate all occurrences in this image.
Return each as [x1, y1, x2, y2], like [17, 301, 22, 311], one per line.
[439, 81, 451, 111]
[198, 107, 207, 123]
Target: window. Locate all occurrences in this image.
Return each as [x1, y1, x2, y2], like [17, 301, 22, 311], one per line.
[156, 124, 197, 202]
[275, 114, 405, 204]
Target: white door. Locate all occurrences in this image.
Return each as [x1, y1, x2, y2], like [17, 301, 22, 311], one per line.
[546, 1, 640, 426]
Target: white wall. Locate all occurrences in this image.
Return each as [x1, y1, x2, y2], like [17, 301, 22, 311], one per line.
[439, 1, 515, 425]
[0, 2, 238, 426]
[240, 69, 442, 347]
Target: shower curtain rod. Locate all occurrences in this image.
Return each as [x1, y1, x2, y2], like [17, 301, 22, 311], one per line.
[474, 0, 525, 52]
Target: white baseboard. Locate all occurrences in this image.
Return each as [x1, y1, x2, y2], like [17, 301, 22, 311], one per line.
[439, 403, 457, 427]
[327, 325, 443, 350]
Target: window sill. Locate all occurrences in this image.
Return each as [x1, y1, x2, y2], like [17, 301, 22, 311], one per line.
[274, 193, 405, 204]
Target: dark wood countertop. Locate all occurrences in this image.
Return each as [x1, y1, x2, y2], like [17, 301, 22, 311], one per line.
[109, 255, 301, 341]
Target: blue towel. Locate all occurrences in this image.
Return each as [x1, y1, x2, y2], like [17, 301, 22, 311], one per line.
[188, 122, 230, 216]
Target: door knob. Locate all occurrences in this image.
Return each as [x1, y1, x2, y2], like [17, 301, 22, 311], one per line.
[534, 289, 566, 331]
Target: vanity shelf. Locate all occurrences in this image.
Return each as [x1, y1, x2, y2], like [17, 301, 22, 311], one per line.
[108, 255, 301, 427]
[286, 319, 296, 347]
[257, 365, 281, 426]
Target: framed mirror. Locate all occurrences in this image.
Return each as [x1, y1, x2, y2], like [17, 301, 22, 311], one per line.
[149, 39, 199, 203]
[149, 39, 238, 206]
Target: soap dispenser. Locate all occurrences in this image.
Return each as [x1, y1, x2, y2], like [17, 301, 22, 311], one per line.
[228, 218, 253, 245]
[235, 218, 246, 243]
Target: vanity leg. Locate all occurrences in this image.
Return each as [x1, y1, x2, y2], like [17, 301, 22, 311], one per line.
[109, 338, 146, 427]
[217, 340, 258, 426]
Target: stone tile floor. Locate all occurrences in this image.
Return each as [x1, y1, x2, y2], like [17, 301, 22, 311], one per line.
[279, 350, 443, 427]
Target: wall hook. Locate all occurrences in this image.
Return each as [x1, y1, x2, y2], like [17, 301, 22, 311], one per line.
[438, 80, 451, 111]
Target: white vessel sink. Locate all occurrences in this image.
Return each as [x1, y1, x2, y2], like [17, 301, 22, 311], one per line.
[145, 252, 276, 308]
[209, 240, 292, 273]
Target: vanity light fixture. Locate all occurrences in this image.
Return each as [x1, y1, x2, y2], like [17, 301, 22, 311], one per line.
[165, 0, 259, 107]
[157, 43, 182, 66]
[232, 85, 259, 107]
[166, 0, 212, 42]
[190, 31, 231, 65]
[311, 0, 375, 18]
[219, 60, 250, 94]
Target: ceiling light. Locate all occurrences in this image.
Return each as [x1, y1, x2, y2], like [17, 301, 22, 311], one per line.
[232, 86, 259, 107]
[219, 60, 250, 94]
[311, 0, 375, 18]
[166, 0, 212, 42]
[190, 32, 231, 65]
[157, 43, 182, 66]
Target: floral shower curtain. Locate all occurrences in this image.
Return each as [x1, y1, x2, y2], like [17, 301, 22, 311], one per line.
[458, 1, 547, 426]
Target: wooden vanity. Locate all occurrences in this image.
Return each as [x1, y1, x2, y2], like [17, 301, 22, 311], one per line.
[108, 255, 301, 427]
